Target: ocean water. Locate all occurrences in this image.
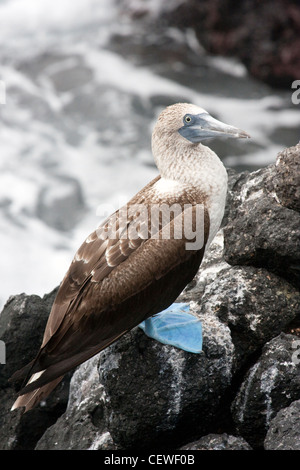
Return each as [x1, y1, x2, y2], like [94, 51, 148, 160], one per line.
[0, 0, 299, 309]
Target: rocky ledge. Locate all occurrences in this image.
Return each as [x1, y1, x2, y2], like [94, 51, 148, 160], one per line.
[0, 144, 299, 450]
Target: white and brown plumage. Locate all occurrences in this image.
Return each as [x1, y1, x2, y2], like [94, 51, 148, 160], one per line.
[11, 103, 249, 411]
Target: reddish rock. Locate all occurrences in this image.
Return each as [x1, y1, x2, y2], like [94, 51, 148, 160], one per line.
[164, 0, 300, 88]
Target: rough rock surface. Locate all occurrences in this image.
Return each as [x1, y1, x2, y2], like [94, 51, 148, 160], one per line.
[35, 355, 118, 450]
[264, 400, 300, 450]
[37, 318, 234, 450]
[180, 433, 252, 450]
[272, 145, 300, 212]
[197, 266, 300, 368]
[224, 144, 300, 288]
[0, 289, 71, 450]
[1, 144, 299, 450]
[231, 334, 300, 448]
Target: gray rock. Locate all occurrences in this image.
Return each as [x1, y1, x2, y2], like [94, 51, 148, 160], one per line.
[181, 230, 300, 369]
[36, 314, 234, 450]
[198, 264, 300, 368]
[35, 230, 299, 450]
[272, 144, 300, 212]
[180, 433, 252, 450]
[98, 322, 233, 450]
[178, 230, 230, 303]
[36, 175, 85, 232]
[231, 333, 300, 449]
[223, 150, 300, 288]
[0, 289, 70, 450]
[0, 290, 56, 388]
[264, 399, 300, 450]
[36, 355, 118, 450]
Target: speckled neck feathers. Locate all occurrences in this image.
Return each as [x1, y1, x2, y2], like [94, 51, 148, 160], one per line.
[151, 103, 228, 244]
[152, 103, 227, 188]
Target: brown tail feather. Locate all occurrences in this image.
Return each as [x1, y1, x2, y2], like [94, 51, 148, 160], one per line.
[11, 332, 127, 412]
[11, 374, 63, 413]
[9, 359, 36, 384]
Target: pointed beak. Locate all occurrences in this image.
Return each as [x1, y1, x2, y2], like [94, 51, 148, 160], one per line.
[179, 113, 250, 143]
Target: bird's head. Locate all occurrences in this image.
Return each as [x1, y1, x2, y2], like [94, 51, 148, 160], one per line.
[151, 103, 250, 180]
[153, 102, 250, 144]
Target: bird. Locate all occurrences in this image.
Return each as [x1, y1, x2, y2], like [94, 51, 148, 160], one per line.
[10, 103, 250, 412]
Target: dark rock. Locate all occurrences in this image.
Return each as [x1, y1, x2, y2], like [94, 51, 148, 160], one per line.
[0, 291, 56, 389]
[264, 399, 300, 450]
[180, 433, 252, 450]
[37, 320, 234, 450]
[181, 228, 300, 369]
[36, 355, 118, 450]
[98, 325, 234, 450]
[163, 0, 300, 88]
[231, 333, 300, 449]
[178, 230, 230, 303]
[272, 144, 300, 212]
[0, 289, 71, 450]
[198, 264, 300, 368]
[223, 148, 300, 288]
[0, 379, 70, 450]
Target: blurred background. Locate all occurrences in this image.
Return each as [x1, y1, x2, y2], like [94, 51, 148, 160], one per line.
[0, 0, 299, 309]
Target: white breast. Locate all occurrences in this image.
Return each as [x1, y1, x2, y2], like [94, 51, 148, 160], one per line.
[153, 178, 182, 196]
[153, 147, 228, 250]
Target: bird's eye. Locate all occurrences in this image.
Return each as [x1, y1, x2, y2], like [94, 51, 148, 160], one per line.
[184, 115, 192, 124]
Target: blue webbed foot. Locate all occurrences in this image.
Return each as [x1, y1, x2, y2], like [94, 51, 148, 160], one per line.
[139, 303, 202, 353]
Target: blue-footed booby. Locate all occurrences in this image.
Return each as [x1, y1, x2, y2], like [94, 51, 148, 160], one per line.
[11, 103, 249, 411]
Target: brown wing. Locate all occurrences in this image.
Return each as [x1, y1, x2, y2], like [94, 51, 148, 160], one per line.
[12, 181, 209, 396]
[10, 178, 159, 389]
[40, 175, 161, 348]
